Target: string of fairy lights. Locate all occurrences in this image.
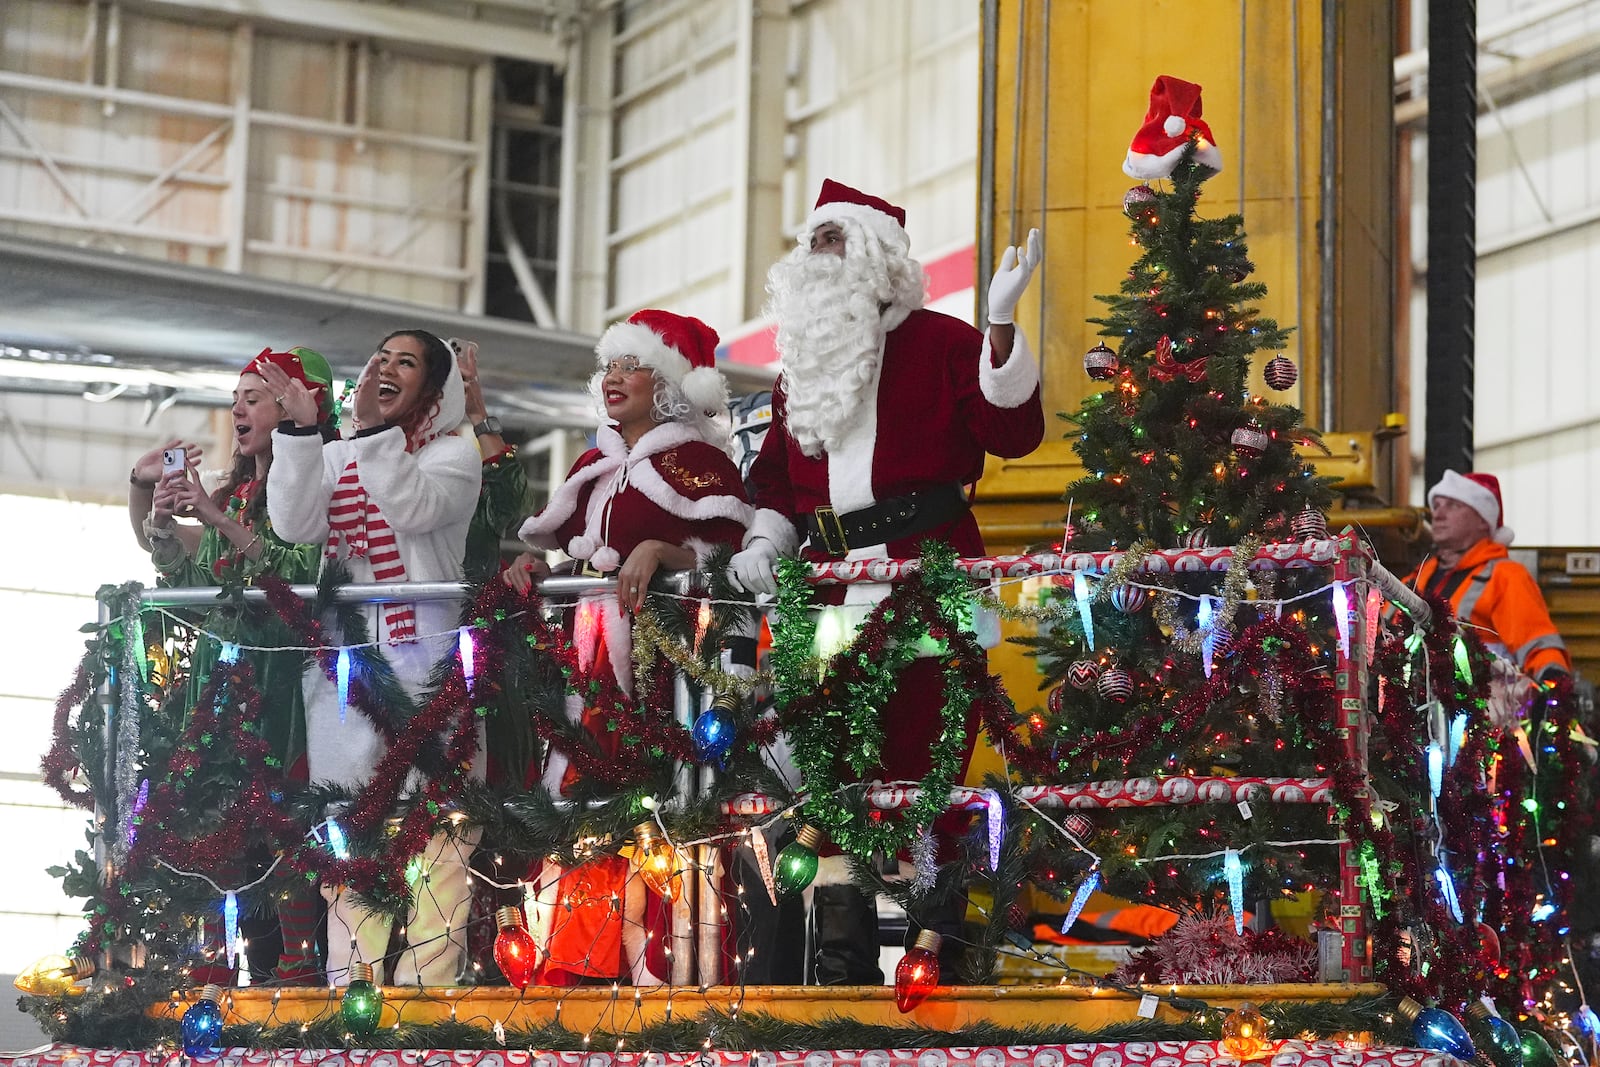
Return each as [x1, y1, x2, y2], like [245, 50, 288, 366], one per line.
[52, 553, 1599, 1059]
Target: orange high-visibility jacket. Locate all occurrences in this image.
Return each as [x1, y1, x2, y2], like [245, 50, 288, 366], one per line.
[1408, 540, 1571, 682]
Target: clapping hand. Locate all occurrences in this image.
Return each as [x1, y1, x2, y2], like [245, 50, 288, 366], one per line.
[257, 360, 319, 427]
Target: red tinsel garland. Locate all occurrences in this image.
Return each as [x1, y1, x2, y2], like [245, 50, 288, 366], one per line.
[41, 658, 97, 811]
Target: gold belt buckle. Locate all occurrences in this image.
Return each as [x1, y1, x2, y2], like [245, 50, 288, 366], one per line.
[577, 559, 606, 579]
[813, 505, 848, 556]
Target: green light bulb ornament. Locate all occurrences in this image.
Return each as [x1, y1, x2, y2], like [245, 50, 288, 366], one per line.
[340, 961, 383, 1035]
[1519, 1028, 1560, 1067]
[774, 824, 825, 896]
[1467, 1002, 1525, 1067]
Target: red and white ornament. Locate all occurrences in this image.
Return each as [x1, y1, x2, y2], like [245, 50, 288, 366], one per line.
[1264, 355, 1298, 390]
[1291, 506, 1329, 541]
[1179, 526, 1211, 549]
[1066, 659, 1102, 690]
[1084, 342, 1120, 381]
[1047, 684, 1067, 714]
[1109, 583, 1148, 614]
[1062, 812, 1094, 841]
[1231, 420, 1268, 459]
[1122, 184, 1158, 218]
[1097, 667, 1134, 703]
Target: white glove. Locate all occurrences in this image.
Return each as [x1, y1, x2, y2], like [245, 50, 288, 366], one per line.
[986, 227, 1043, 325]
[728, 537, 780, 596]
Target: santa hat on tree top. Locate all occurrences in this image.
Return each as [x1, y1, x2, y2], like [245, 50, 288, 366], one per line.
[596, 308, 729, 419]
[803, 178, 911, 254]
[1123, 75, 1224, 181]
[1429, 469, 1516, 545]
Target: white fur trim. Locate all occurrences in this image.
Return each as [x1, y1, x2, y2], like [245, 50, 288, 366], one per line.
[803, 201, 909, 256]
[520, 456, 620, 546]
[684, 537, 718, 567]
[597, 320, 692, 387]
[590, 546, 621, 572]
[628, 446, 755, 527]
[744, 508, 800, 554]
[824, 341, 884, 516]
[1429, 469, 1508, 542]
[978, 327, 1040, 409]
[1123, 139, 1224, 180]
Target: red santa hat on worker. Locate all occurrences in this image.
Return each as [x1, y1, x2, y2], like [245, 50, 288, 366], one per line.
[1429, 469, 1516, 546]
[595, 308, 728, 419]
[1123, 75, 1224, 180]
[802, 178, 911, 256]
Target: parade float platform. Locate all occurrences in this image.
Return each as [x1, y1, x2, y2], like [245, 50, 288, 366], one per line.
[152, 983, 1388, 1033]
[0, 1042, 1458, 1067]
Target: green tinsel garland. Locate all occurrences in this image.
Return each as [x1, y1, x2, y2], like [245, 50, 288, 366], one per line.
[25, 986, 1409, 1052]
[774, 544, 979, 857]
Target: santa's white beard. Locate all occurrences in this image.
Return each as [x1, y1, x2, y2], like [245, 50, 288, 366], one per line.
[767, 249, 896, 457]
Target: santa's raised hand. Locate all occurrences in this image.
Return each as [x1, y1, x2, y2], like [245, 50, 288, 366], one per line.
[986, 228, 1043, 364]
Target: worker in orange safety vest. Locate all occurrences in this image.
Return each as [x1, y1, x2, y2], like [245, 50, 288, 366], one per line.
[1404, 469, 1571, 683]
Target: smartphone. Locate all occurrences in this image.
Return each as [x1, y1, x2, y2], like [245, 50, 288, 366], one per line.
[161, 447, 187, 476]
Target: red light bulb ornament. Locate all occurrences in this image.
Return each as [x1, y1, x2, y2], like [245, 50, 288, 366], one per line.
[894, 930, 943, 1013]
[493, 905, 538, 989]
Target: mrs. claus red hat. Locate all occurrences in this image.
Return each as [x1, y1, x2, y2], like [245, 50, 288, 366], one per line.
[595, 309, 728, 418]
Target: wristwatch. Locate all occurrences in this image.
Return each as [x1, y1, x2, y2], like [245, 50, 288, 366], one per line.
[472, 416, 503, 437]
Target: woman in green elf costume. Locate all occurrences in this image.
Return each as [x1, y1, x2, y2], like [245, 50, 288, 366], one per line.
[127, 345, 338, 984]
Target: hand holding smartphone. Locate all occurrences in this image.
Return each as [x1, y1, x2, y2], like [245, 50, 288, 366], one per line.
[161, 447, 188, 477]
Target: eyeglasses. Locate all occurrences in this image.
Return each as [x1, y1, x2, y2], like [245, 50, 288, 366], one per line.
[603, 357, 645, 376]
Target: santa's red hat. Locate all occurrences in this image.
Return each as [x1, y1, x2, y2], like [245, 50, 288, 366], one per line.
[596, 309, 728, 418]
[803, 178, 910, 254]
[1429, 469, 1515, 546]
[1123, 75, 1224, 180]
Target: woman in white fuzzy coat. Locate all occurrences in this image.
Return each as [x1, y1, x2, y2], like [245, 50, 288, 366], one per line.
[262, 328, 483, 987]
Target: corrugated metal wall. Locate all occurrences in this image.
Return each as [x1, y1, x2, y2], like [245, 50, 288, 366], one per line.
[0, 0, 489, 310]
[602, 0, 980, 333]
[1408, 0, 1600, 543]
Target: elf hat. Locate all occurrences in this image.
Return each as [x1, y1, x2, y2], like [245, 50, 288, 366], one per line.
[596, 309, 728, 418]
[1123, 75, 1224, 181]
[803, 178, 910, 255]
[1428, 469, 1515, 546]
[243, 346, 335, 417]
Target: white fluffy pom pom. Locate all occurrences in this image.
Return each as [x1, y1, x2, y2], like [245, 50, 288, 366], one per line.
[590, 546, 621, 573]
[680, 366, 730, 421]
[1163, 115, 1186, 137]
[567, 534, 597, 559]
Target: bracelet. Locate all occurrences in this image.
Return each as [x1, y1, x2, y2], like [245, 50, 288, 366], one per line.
[142, 518, 177, 543]
[241, 532, 262, 556]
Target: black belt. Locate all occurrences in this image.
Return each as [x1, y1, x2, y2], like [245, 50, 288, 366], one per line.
[803, 483, 969, 557]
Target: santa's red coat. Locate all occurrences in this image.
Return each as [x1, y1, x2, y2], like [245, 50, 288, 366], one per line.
[747, 307, 1045, 780]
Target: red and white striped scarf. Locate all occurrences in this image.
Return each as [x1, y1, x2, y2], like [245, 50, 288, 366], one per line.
[327, 458, 415, 641]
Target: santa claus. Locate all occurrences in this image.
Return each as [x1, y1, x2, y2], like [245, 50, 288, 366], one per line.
[727, 178, 1044, 982]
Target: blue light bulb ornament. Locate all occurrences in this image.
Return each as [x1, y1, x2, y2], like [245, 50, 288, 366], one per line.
[180, 984, 226, 1060]
[691, 693, 738, 766]
[1397, 996, 1476, 1061]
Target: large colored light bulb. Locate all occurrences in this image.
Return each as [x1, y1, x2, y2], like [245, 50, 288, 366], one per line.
[894, 930, 942, 1013]
[340, 961, 383, 1035]
[180, 984, 225, 1060]
[493, 905, 539, 990]
[774, 824, 825, 896]
[1467, 1002, 1525, 1067]
[692, 694, 738, 765]
[1518, 1028, 1560, 1067]
[632, 820, 681, 901]
[1397, 996, 1476, 1061]
[1221, 1002, 1270, 1059]
[13, 953, 94, 997]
